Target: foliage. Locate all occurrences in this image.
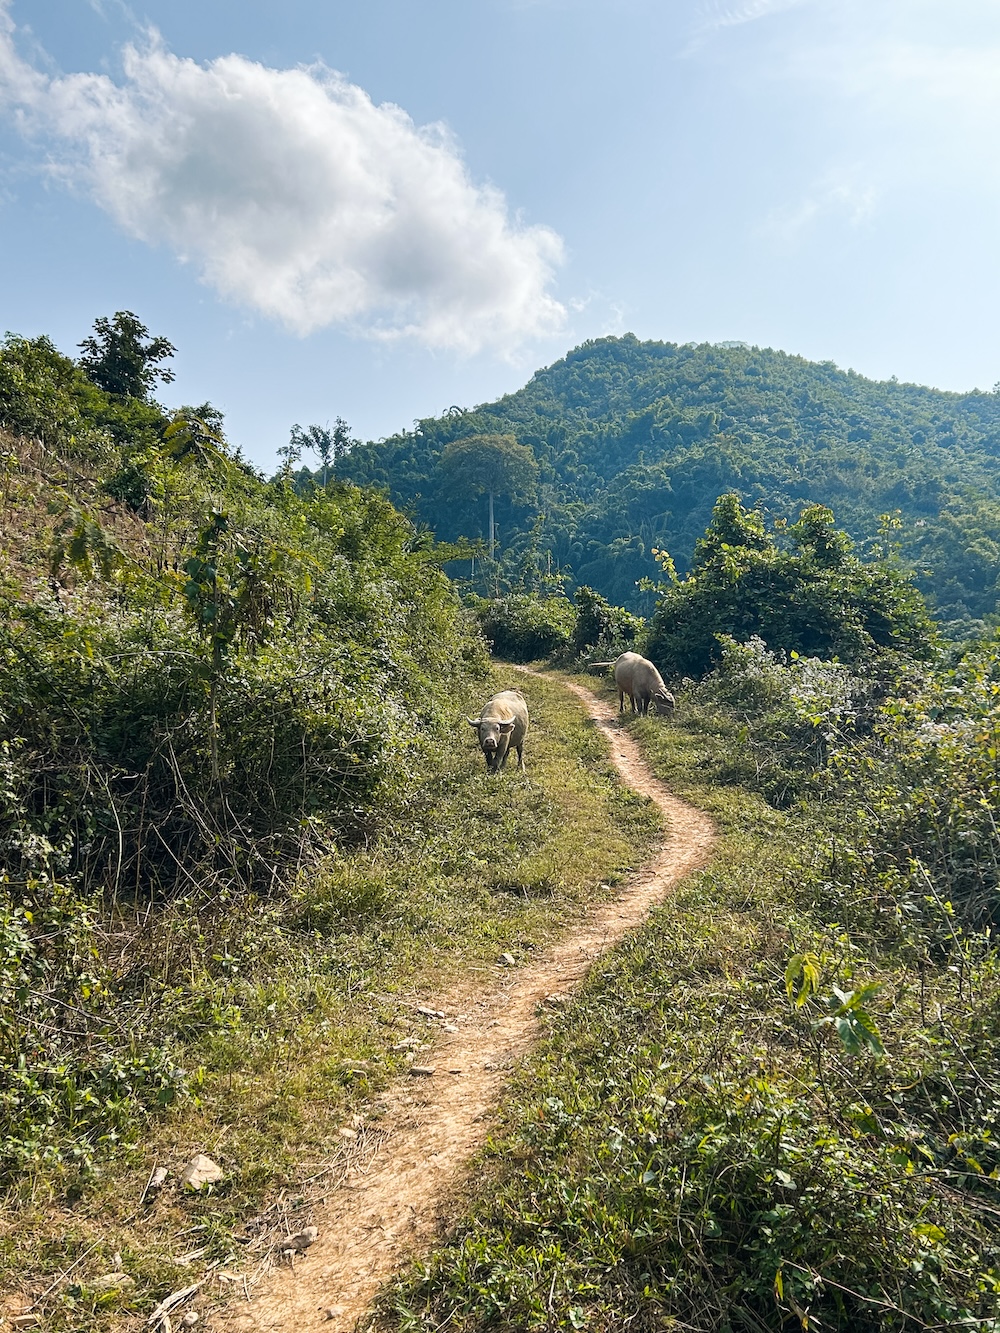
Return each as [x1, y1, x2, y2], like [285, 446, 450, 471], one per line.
[645, 494, 935, 678]
[437, 433, 540, 559]
[570, 585, 643, 660]
[0, 333, 166, 461]
[337, 334, 1000, 622]
[830, 636, 1000, 937]
[467, 593, 576, 661]
[689, 635, 872, 804]
[438, 434, 539, 507]
[0, 876, 188, 1178]
[380, 671, 1000, 1333]
[0, 319, 502, 1189]
[1, 486, 483, 902]
[286, 418, 356, 484]
[77, 311, 176, 401]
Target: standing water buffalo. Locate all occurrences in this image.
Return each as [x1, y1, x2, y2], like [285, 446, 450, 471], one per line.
[614, 652, 675, 717]
[468, 690, 529, 772]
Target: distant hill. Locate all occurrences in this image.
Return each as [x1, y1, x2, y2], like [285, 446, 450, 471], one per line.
[337, 335, 1000, 627]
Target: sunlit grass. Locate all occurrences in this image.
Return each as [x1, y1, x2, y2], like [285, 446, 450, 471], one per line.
[377, 676, 1000, 1333]
[0, 667, 661, 1330]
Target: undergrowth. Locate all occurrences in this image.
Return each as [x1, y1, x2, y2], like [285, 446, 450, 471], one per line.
[0, 670, 660, 1330]
[377, 671, 1000, 1333]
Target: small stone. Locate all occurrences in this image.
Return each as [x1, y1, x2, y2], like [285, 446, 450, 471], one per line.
[179, 1153, 224, 1191]
[543, 993, 571, 1008]
[498, 952, 516, 967]
[409, 1065, 436, 1077]
[89, 1273, 135, 1293]
[146, 1165, 169, 1195]
[338, 1127, 357, 1139]
[416, 1006, 445, 1019]
[441, 1023, 459, 1033]
[322, 1308, 344, 1322]
[11, 1316, 40, 1329]
[180, 1312, 200, 1327]
[282, 1226, 319, 1253]
[392, 1037, 421, 1051]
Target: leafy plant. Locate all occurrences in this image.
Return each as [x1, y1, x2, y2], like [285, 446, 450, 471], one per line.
[646, 495, 935, 678]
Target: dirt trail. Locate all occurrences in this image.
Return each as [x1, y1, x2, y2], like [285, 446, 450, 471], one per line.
[220, 677, 716, 1333]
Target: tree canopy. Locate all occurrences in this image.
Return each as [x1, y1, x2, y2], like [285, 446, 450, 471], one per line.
[646, 494, 935, 677]
[337, 335, 1000, 628]
[77, 310, 176, 400]
[437, 433, 538, 558]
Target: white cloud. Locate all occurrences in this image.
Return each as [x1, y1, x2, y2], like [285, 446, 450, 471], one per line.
[0, 9, 565, 354]
[692, 0, 809, 36]
[764, 173, 877, 243]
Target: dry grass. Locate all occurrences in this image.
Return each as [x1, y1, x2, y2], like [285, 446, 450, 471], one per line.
[0, 668, 661, 1331]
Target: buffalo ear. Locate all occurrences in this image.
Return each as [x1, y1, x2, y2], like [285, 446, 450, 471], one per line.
[498, 719, 516, 733]
[467, 717, 481, 728]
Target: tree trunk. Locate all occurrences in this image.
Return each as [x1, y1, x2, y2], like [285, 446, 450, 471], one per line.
[488, 489, 495, 561]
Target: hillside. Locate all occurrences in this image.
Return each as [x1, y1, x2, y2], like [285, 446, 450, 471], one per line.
[3, 319, 1000, 1330]
[337, 335, 1000, 626]
[0, 321, 667, 1329]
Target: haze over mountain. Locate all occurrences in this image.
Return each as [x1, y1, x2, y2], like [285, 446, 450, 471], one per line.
[338, 335, 1000, 628]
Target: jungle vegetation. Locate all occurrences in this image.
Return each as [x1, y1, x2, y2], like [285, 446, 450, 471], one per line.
[0, 318, 663, 1329]
[335, 334, 1000, 633]
[5, 316, 1000, 1330]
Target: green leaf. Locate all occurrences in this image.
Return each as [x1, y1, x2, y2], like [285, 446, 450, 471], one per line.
[912, 1223, 946, 1244]
[784, 952, 820, 1007]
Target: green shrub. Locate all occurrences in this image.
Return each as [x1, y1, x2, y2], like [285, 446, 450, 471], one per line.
[646, 495, 935, 678]
[830, 636, 1000, 936]
[0, 333, 165, 461]
[467, 593, 575, 661]
[571, 585, 643, 659]
[691, 635, 872, 804]
[0, 875, 189, 1179]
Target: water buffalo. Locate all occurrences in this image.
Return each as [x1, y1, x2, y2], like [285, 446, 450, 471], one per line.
[614, 652, 675, 717]
[467, 689, 529, 772]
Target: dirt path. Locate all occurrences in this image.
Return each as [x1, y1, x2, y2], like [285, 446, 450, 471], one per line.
[220, 677, 716, 1333]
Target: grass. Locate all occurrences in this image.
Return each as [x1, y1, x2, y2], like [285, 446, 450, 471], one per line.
[0, 667, 661, 1331]
[374, 675, 1000, 1333]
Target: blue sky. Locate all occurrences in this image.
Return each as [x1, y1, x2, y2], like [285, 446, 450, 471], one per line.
[2, 0, 999, 468]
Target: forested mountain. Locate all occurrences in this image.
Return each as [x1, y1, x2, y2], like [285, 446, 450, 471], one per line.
[337, 335, 1000, 627]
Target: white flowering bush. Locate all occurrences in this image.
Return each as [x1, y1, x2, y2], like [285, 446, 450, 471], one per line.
[692, 636, 872, 804]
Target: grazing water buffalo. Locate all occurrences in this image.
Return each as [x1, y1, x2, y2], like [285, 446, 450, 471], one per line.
[467, 689, 529, 772]
[614, 652, 675, 717]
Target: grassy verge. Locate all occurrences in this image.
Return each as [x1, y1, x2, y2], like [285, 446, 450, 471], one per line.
[0, 669, 661, 1331]
[377, 675, 1000, 1333]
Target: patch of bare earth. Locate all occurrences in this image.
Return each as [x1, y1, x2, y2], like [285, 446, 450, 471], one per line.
[219, 678, 716, 1333]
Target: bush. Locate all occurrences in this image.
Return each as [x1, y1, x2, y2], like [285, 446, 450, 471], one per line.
[0, 333, 165, 461]
[0, 409, 489, 1179]
[646, 495, 935, 678]
[830, 636, 1000, 936]
[571, 585, 643, 659]
[688, 635, 871, 804]
[467, 593, 575, 661]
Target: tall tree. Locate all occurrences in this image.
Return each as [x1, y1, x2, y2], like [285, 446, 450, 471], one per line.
[289, 418, 355, 486]
[646, 494, 935, 677]
[437, 434, 538, 559]
[77, 311, 176, 400]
